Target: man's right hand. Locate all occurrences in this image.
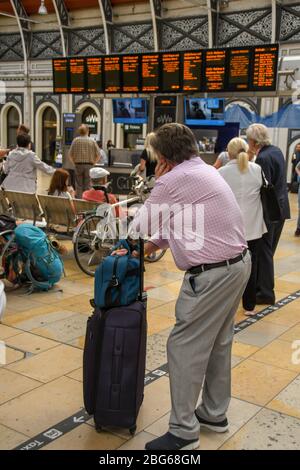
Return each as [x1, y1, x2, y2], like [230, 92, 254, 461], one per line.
[155, 159, 173, 179]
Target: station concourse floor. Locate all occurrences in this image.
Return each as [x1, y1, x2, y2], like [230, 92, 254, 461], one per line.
[0, 194, 299, 451]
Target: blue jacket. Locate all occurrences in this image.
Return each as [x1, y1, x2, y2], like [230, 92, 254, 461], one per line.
[256, 145, 290, 220]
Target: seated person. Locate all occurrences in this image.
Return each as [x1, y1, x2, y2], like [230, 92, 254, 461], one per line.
[48, 168, 76, 213]
[82, 167, 121, 217]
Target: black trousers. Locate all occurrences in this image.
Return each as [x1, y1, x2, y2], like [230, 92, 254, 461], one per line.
[256, 220, 285, 303]
[243, 238, 261, 311]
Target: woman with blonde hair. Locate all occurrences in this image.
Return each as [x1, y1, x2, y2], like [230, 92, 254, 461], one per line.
[219, 137, 267, 316]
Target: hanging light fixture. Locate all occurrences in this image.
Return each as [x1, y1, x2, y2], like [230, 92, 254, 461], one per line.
[38, 1, 48, 15]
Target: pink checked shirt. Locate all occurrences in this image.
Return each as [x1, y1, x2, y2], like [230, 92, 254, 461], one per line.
[132, 156, 247, 271]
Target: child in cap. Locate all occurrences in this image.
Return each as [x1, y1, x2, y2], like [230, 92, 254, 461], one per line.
[82, 167, 120, 217]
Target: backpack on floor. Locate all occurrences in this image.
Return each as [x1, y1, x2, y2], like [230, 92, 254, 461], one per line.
[14, 224, 63, 291]
[94, 239, 140, 308]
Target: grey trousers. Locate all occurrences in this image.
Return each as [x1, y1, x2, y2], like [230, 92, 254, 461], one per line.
[75, 164, 92, 199]
[168, 251, 251, 440]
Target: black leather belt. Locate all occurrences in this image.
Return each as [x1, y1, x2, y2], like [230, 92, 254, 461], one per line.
[188, 248, 248, 275]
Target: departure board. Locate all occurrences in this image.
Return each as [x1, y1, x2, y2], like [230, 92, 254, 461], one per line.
[161, 53, 181, 92]
[227, 48, 251, 91]
[252, 45, 278, 91]
[182, 51, 202, 91]
[182, 51, 202, 92]
[122, 55, 140, 93]
[69, 58, 85, 93]
[86, 57, 103, 93]
[141, 54, 160, 93]
[104, 56, 121, 93]
[52, 44, 279, 95]
[204, 49, 227, 92]
[53, 59, 68, 93]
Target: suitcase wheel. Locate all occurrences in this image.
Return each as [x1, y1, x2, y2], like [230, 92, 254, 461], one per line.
[129, 425, 137, 436]
[95, 425, 103, 433]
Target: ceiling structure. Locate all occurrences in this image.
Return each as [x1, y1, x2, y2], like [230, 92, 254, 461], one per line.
[0, 0, 147, 16]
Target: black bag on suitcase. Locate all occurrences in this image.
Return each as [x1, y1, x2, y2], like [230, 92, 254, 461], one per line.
[83, 239, 147, 435]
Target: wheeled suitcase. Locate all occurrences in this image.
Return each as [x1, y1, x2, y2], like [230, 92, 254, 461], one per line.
[83, 239, 147, 435]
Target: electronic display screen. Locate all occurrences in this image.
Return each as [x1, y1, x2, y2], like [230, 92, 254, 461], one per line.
[141, 54, 160, 93]
[184, 98, 225, 126]
[204, 49, 227, 92]
[182, 51, 202, 92]
[53, 59, 68, 93]
[86, 57, 103, 93]
[252, 45, 279, 91]
[112, 98, 148, 124]
[52, 45, 279, 95]
[69, 57, 85, 93]
[227, 47, 251, 91]
[161, 52, 181, 92]
[104, 56, 121, 93]
[122, 55, 140, 93]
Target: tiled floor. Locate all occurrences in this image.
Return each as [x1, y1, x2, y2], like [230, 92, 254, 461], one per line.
[0, 194, 299, 450]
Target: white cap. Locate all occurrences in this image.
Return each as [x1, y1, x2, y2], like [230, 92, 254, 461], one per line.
[89, 167, 110, 180]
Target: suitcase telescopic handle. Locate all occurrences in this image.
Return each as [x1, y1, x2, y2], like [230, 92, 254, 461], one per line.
[139, 237, 145, 301]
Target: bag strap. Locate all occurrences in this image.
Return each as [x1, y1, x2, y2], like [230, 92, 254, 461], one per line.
[24, 258, 52, 291]
[139, 238, 145, 301]
[261, 168, 268, 188]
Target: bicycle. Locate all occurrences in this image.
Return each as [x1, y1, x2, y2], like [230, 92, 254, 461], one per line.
[73, 177, 167, 277]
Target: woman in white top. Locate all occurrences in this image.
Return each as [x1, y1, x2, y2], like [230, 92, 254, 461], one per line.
[219, 137, 267, 316]
[2, 134, 54, 193]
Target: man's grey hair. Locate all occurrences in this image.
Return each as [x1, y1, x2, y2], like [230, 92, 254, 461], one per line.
[246, 124, 271, 147]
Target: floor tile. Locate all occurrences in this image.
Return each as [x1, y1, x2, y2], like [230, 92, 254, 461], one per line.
[146, 334, 168, 371]
[66, 368, 83, 382]
[147, 313, 174, 336]
[1, 304, 63, 326]
[231, 359, 297, 406]
[67, 336, 85, 349]
[0, 368, 42, 405]
[30, 314, 88, 343]
[6, 344, 83, 383]
[117, 431, 157, 450]
[279, 323, 300, 343]
[232, 341, 260, 358]
[1, 347, 25, 366]
[148, 301, 176, 319]
[42, 424, 125, 450]
[267, 376, 300, 419]
[0, 324, 21, 340]
[220, 409, 300, 450]
[0, 424, 29, 450]
[275, 279, 300, 295]
[261, 303, 300, 327]
[5, 333, 59, 354]
[251, 339, 300, 373]
[234, 321, 290, 347]
[231, 356, 244, 368]
[147, 284, 180, 303]
[136, 377, 171, 432]
[0, 376, 83, 436]
[6, 311, 77, 332]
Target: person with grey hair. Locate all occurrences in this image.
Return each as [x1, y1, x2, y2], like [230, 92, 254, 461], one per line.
[246, 123, 290, 305]
[126, 123, 251, 450]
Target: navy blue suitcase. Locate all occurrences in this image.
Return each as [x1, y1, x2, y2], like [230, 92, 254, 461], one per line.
[83, 240, 147, 435]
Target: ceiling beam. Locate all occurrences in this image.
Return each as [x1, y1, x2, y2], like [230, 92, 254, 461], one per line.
[51, 0, 69, 56]
[149, 0, 161, 52]
[98, 0, 112, 54]
[9, 0, 31, 75]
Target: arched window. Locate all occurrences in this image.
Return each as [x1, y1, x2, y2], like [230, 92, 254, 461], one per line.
[82, 107, 98, 137]
[42, 107, 57, 164]
[7, 107, 19, 148]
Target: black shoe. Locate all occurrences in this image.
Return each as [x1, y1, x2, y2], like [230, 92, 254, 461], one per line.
[256, 296, 275, 305]
[295, 229, 300, 237]
[145, 432, 199, 451]
[195, 412, 229, 433]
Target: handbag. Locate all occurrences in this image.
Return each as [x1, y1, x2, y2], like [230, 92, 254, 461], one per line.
[260, 169, 282, 223]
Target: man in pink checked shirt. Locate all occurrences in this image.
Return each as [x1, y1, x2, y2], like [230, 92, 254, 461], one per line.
[116, 124, 251, 450]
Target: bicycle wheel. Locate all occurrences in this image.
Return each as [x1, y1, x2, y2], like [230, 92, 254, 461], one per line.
[73, 215, 115, 277]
